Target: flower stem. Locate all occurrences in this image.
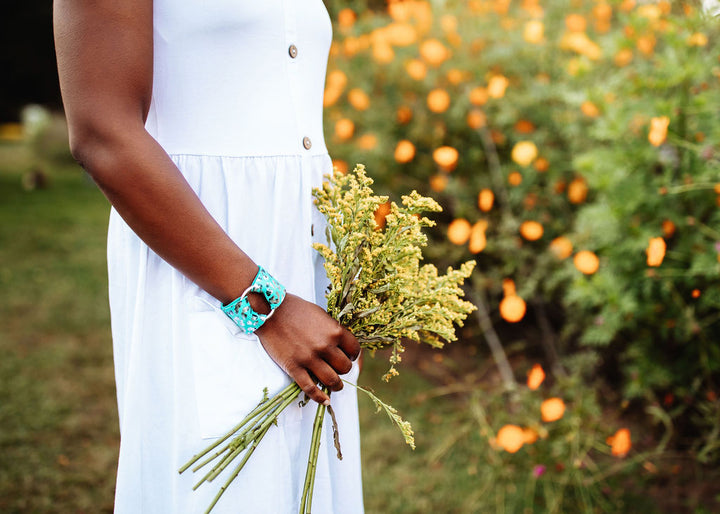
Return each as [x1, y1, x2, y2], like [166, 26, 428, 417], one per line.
[179, 382, 300, 474]
[299, 388, 329, 514]
[203, 421, 273, 514]
[202, 388, 302, 512]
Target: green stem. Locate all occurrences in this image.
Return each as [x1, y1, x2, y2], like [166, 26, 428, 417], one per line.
[179, 382, 300, 474]
[204, 421, 274, 514]
[205, 389, 301, 483]
[300, 389, 329, 514]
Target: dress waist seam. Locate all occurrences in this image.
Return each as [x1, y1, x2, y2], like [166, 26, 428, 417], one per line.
[166, 151, 331, 160]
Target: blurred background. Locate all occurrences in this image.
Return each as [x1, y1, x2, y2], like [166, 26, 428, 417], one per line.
[1, 0, 719, 512]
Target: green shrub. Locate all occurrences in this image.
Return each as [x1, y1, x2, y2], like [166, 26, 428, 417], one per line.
[324, 0, 720, 462]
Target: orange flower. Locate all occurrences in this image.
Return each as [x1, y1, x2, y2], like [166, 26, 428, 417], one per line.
[534, 157, 550, 172]
[514, 119, 535, 134]
[574, 250, 600, 274]
[646, 237, 666, 266]
[662, 219, 675, 237]
[523, 193, 538, 210]
[487, 75, 509, 98]
[433, 146, 459, 171]
[607, 428, 632, 457]
[405, 59, 427, 80]
[648, 116, 670, 147]
[394, 140, 416, 163]
[429, 174, 448, 193]
[332, 159, 349, 175]
[614, 48, 634, 67]
[469, 86, 489, 106]
[636, 35, 656, 56]
[565, 13, 587, 32]
[523, 20, 544, 44]
[396, 106, 413, 124]
[326, 69, 347, 89]
[478, 188, 494, 212]
[446, 68, 465, 85]
[324, 70, 347, 107]
[620, 0, 635, 12]
[337, 8, 357, 29]
[381, 22, 418, 47]
[549, 236, 573, 260]
[420, 39, 449, 66]
[567, 178, 588, 204]
[593, 2, 612, 22]
[348, 88, 370, 111]
[372, 41, 395, 63]
[522, 427, 539, 444]
[496, 424, 525, 453]
[540, 398, 566, 422]
[560, 32, 602, 60]
[323, 87, 342, 108]
[692, 289, 701, 299]
[427, 88, 451, 113]
[374, 201, 391, 229]
[581, 101, 600, 118]
[448, 218, 472, 245]
[508, 171, 523, 186]
[357, 133, 378, 150]
[637, 4, 662, 20]
[469, 220, 488, 254]
[511, 141, 538, 166]
[527, 364, 546, 390]
[500, 279, 526, 322]
[491, 129, 506, 146]
[335, 118, 355, 140]
[440, 14, 457, 33]
[688, 33, 708, 47]
[467, 109, 487, 129]
[520, 220, 544, 241]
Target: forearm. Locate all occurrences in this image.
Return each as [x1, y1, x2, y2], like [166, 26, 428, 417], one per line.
[74, 125, 256, 304]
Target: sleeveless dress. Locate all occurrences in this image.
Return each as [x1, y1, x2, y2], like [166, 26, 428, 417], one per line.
[106, 2, 364, 512]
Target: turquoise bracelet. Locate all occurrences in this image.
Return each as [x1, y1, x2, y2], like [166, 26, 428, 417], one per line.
[221, 266, 286, 334]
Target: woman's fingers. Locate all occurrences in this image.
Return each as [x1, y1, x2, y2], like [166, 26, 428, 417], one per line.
[311, 361, 344, 392]
[292, 368, 330, 405]
[338, 328, 361, 362]
[324, 347, 353, 376]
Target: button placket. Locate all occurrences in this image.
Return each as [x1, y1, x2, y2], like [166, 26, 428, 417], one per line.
[282, 0, 312, 154]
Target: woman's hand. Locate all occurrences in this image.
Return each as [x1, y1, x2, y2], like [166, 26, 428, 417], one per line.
[256, 294, 360, 405]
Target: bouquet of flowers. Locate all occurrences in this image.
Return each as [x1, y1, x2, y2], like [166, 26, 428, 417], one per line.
[179, 164, 476, 513]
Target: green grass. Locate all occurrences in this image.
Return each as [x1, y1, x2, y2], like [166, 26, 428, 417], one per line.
[0, 168, 117, 513]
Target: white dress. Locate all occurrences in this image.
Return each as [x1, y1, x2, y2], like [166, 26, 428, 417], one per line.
[106, 2, 364, 512]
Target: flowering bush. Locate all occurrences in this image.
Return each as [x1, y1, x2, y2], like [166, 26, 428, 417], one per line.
[324, 0, 720, 465]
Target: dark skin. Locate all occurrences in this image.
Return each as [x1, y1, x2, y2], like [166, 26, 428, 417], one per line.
[53, 0, 360, 406]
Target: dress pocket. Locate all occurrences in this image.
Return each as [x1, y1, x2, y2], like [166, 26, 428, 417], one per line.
[186, 295, 291, 439]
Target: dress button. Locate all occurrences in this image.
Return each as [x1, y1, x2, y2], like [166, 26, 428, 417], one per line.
[303, 136, 312, 150]
[288, 44, 298, 58]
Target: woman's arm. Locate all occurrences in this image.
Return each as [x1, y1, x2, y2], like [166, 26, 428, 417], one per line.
[54, 0, 358, 405]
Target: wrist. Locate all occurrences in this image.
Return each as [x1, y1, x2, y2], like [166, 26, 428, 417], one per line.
[221, 266, 286, 334]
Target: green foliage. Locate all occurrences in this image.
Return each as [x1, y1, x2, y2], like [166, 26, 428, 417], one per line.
[324, 0, 720, 462]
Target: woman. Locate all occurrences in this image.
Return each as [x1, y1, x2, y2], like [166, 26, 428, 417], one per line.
[54, 1, 364, 512]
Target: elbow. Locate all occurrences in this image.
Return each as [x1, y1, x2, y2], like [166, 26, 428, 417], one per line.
[66, 116, 145, 186]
